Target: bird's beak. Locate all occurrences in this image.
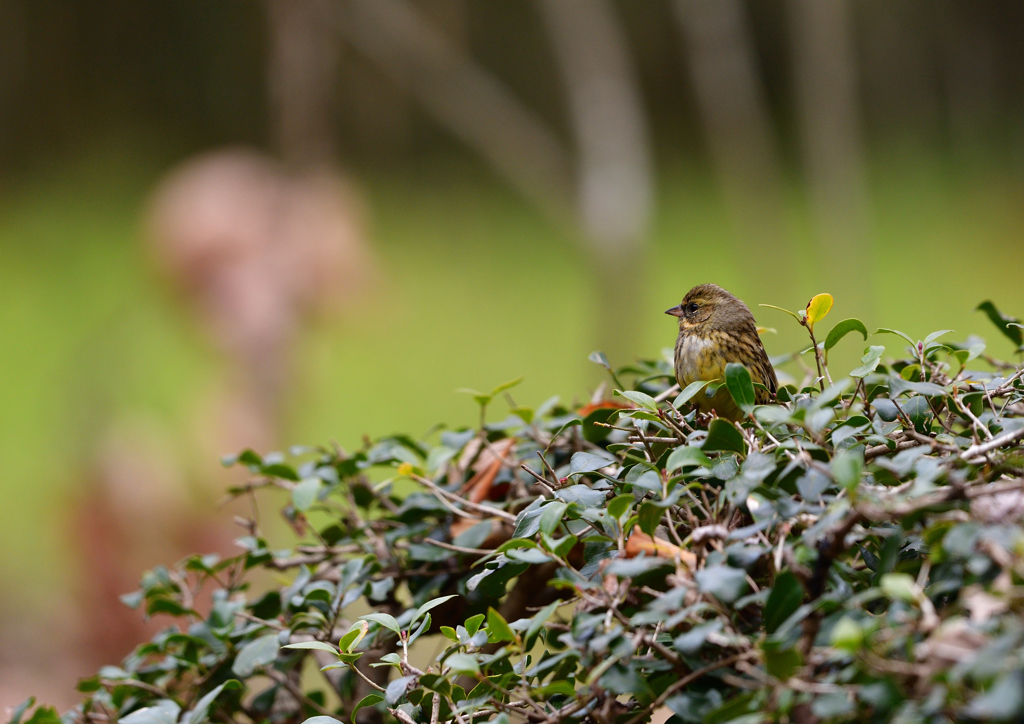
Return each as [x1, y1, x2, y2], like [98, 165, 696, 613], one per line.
[665, 305, 684, 318]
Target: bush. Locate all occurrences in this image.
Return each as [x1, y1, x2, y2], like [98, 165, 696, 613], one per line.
[10, 296, 1024, 724]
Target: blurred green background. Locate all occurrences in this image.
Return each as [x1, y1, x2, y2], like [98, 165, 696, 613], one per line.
[2, 0, 1024, 708]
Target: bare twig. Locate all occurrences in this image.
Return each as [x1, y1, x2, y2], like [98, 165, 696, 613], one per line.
[411, 474, 518, 523]
[424, 538, 496, 555]
[962, 426, 1024, 463]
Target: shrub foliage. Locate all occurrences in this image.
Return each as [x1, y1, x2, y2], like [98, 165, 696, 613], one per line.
[11, 297, 1024, 724]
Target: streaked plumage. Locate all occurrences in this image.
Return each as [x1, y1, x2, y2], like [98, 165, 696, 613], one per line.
[666, 283, 778, 420]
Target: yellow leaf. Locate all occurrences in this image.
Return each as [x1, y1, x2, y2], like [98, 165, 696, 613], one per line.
[805, 293, 833, 331]
[397, 462, 415, 477]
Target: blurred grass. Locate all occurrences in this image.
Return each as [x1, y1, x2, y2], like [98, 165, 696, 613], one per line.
[1, 141, 1022, 622]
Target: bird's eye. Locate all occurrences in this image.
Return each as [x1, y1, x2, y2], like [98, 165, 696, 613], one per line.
[686, 303, 699, 314]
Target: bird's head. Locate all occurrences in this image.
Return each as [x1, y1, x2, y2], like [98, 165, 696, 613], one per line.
[665, 283, 753, 333]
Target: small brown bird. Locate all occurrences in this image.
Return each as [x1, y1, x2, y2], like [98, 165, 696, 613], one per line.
[667, 283, 778, 420]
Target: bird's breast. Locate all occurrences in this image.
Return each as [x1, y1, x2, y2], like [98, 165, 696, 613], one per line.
[674, 333, 726, 387]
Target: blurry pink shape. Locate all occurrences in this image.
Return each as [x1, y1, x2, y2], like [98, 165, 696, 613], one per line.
[145, 148, 374, 366]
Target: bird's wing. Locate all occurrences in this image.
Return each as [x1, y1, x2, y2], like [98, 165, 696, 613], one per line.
[752, 345, 779, 404]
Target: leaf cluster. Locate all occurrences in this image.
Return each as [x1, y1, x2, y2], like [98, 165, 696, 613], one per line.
[12, 300, 1024, 724]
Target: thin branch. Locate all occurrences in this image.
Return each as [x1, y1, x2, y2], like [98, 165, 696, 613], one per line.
[411, 473, 518, 523]
[962, 425, 1024, 463]
[424, 538, 496, 555]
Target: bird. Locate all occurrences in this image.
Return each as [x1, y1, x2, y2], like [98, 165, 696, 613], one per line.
[666, 283, 778, 420]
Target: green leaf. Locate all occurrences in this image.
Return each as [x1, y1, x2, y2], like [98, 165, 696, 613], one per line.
[702, 419, 746, 455]
[359, 612, 401, 635]
[371, 653, 401, 668]
[539, 501, 567, 535]
[291, 477, 323, 512]
[569, 451, 616, 476]
[606, 557, 673, 578]
[607, 494, 634, 522]
[761, 641, 802, 681]
[849, 346, 884, 379]
[880, 572, 917, 603]
[831, 449, 863, 492]
[456, 388, 492, 406]
[976, 300, 1024, 347]
[505, 547, 553, 564]
[339, 621, 369, 652]
[902, 395, 933, 433]
[588, 350, 611, 370]
[830, 617, 864, 652]
[923, 329, 954, 344]
[547, 419, 582, 449]
[532, 680, 576, 698]
[231, 634, 279, 677]
[694, 564, 748, 604]
[964, 672, 1024, 720]
[614, 389, 658, 411]
[512, 505, 545, 538]
[673, 380, 712, 408]
[666, 446, 712, 471]
[491, 376, 524, 396]
[283, 641, 340, 655]
[674, 621, 723, 656]
[385, 676, 415, 705]
[889, 377, 946, 397]
[8, 698, 35, 724]
[824, 318, 868, 352]
[446, 653, 481, 675]
[763, 572, 804, 634]
[511, 406, 534, 424]
[412, 594, 458, 626]
[637, 502, 662, 536]
[550, 534, 577, 559]
[182, 681, 242, 724]
[120, 701, 181, 724]
[874, 328, 916, 347]
[464, 613, 485, 636]
[525, 601, 560, 649]
[350, 696, 383, 722]
[262, 463, 299, 481]
[23, 707, 61, 724]
[724, 363, 756, 415]
[486, 607, 516, 643]
[812, 694, 855, 719]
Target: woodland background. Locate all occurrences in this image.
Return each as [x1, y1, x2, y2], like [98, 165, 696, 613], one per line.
[1, 0, 1023, 710]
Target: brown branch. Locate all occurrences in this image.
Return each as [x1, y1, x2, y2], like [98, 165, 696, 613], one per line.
[963, 425, 1024, 463]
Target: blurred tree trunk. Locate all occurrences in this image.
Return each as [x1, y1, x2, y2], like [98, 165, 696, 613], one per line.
[337, 0, 653, 371]
[0, 0, 26, 157]
[672, 0, 793, 303]
[337, 0, 575, 224]
[265, 0, 340, 167]
[787, 0, 872, 315]
[417, 0, 469, 46]
[538, 0, 654, 368]
[940, 4, 998, 157]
